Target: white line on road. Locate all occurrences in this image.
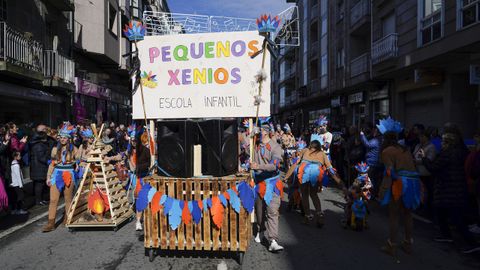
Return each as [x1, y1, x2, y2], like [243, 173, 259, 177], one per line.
[0, 203, 65, 240]
[412, 213, 433, 224]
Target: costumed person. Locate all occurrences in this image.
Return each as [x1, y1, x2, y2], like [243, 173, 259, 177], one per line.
[125, 124, 151, 231]
[377, 117, 421, 259]
[238, 118, 251, 172]
[286, 138, 307, 212]
[310, 115, 333, 159]
[251, 121, 284, 252]
[343, 162, 372, 230]
[42, 123, 78, 232]
[275, 124, 284, 144]
[0, 128, 10, 210]
[284, 137, 346, 227]
[76, 128, 95, 182]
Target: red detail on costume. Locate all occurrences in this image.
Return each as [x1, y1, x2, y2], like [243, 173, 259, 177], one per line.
[182, 200, 192, 225]
[223, 191, 230, 200]
[257, 181, 266, 198]
[62, 171, 72, 187]
[249, 180, 255, 188]
[211, 196, 224, 228]
[392, 179, 403, 201]
[317, 166, 325, 185]
[298, 162, 307, 184]
[266, 143, 271, 151]
[275, 180, 284, 198]
[151, 191, 162, 215]
[134, 178, 142, 198]
[197, 199, 203, 211]
[231, 185, 238, 194]
[386, 168, 392, 177]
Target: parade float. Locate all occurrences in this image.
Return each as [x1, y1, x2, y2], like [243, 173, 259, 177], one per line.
[126, 7, 299, 264]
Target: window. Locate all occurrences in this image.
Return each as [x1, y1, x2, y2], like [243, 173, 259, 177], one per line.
[108, 3, 118, 36]
[280, 87, 286, 107]
[321, 54, 327, 76]
[310, 59, 319, 80]
[0, 0, 6, 21]
[321, 17, 327, 36]
[337, 1, 345, 22]
[419, 0, 443, 45]
[382, 13, 396, 36]
[459, 0, 480, 27]
[336, 48, 345, 68]
[310, 21, 319, 43]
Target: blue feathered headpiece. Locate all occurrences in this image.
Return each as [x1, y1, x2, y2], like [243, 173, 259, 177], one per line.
[315, 115, 328, 126]
[127, 123, 137, 138]
[355, 162, 369, 174]
[59, 122, 76, 138]
[283, 123, 291, 131]
[80, 128, 94, 138]
[310, 133, 325, 146]
[377, 116, 403, 134]
[242, 118, 250, 129]
[256, 15, 281, 33]
[296, 138, 307, 150]
[258, 117, 270, 125]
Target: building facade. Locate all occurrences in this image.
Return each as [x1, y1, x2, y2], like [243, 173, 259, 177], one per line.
[271, 0, 480, 137]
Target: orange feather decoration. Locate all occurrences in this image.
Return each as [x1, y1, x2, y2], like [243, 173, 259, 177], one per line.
[197, 199, 203, 211]
[62, 171, 72, 188]
[151, 191, 162, 215]
[182, 200, 192, 225]
[210, 196, 224, 229]
[134, 178, 142, 198]
[257, 181, 266, 198]
[275, 180, 284, 198]
[223, 191, 230, 200]
[392, 179, 403, 201]
[298, 162, 307, 184]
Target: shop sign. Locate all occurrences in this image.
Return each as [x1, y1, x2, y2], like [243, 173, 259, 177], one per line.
[76, 78, 111, 100]
[331, 96, 341, 107]
[348, 92, 363, 104]
[369, 89, 388, 100]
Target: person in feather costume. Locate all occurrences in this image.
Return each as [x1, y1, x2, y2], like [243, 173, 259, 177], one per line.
[377, 117, 421, 258]
[42, 122, 78, 233]
[284, 137, 347, 227]
[250, 120, 285, 252]
[76, 128, 95, 182]
[343, 162, 372, 230]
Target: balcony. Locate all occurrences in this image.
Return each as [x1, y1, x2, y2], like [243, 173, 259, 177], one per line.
[350, 0, 371, 34]
[371, 33, 398, 65]
[0, 22, 43, 80]
[46, 0, 74, 11]
[43, 50, 75, 91]
[74, 20, 83, 49]
[350, 53, 370, 77]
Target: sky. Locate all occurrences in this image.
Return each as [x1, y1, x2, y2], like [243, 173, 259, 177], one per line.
[167, 0, 294, 19]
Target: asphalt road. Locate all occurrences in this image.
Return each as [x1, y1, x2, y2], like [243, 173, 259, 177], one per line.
[0, 188, 479, 270]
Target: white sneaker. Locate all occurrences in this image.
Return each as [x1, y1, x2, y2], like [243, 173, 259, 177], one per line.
[17, 209, 28, 215]
[135, 221, 143, 231]
[254, 232, 261, 243]
[268, 240, 284, 252]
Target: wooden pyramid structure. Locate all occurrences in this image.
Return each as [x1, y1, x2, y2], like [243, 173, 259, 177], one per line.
[66, 125, 134, 230]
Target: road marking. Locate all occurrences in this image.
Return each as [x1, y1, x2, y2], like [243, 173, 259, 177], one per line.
[412, 213, 433, 224]
[0, 203, 65, 240]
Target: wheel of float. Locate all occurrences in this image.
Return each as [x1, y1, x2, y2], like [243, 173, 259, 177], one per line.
[238, 252, 244, 265]
[148, 249, 155, 262]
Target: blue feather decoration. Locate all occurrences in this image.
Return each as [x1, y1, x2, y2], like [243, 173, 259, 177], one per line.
[188, 201, 193, 213]
[191, 200, 202, 224]
[218, 194, 227, 207]
[163, 197, 174, 216]
[264, 179, 276, 206]
[55, 170, 64, 192]
[147, 187, 157, 203]
[202, 198, 208, 211]
[169, 200, 182, 230]
[160, 194, 167, 205]
[207, 198, 212, 209]
[179, 200, 185, 210]
[402, 177, 422, 210]
[227, 189, 241, 214]
[136, 183, 151, 212]
[238, 181, 255, 213]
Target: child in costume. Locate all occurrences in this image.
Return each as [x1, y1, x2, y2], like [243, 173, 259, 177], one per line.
[286, 138, 306, 212]
[43, 123, 78, 232]
[343, 162, 372, 230]
[10, 151, 27, 215]
[377, 117, 421, 259]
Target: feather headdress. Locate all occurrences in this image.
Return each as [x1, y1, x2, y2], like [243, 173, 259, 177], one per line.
[80, 128, 94, 138]
[377, 116, 402, 134]
[315, 115, 328, 127]
[58, 122, 76, 138]
[355, 162, 369, 174]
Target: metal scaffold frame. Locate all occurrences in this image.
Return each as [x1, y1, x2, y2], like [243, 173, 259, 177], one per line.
[142, 6, 300, 46]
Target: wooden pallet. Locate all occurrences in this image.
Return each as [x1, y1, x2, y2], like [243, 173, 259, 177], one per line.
[143, 175, 252, 263]
[66, 141, 133, 230]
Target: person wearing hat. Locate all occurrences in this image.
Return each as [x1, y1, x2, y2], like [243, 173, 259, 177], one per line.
[251, 122, 284, 252]
[311, 115, 333, 159]
[377, 117, 420, 259]
[43, 123, 79, 233]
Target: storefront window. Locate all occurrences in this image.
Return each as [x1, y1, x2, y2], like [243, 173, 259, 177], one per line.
[371, 99, 390, 124]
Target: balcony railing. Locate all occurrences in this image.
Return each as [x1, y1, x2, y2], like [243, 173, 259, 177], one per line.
[43, 50, 75, 84]
[371, 33, 398, 65]
[0, 22, 43, 72]
[74, 20, 83, 48]
[350, 0, 371, 26]
[350, 52, 370, 77]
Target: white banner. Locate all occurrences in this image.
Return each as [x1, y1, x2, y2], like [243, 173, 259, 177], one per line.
[133, 31, 271, 119]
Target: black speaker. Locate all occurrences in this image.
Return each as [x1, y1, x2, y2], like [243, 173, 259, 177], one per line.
[157, 120, 196, 178]
[198, 120, 238, 176]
